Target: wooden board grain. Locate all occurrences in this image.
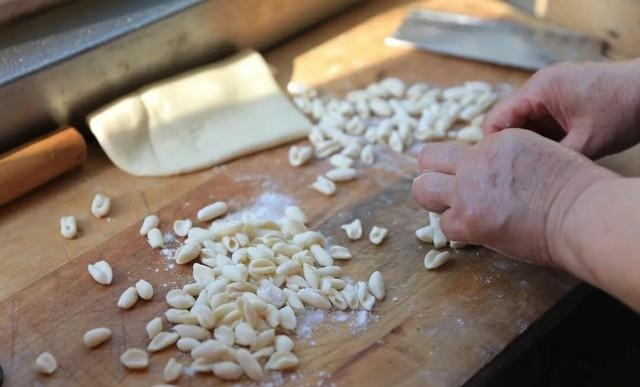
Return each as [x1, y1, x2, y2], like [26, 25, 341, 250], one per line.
[7, 0, 635, 385]
[0, 144, 576, 387]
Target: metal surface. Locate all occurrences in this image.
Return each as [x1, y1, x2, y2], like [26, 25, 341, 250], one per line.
[387, 9, 606, 71]
[0, 0, 358, 152]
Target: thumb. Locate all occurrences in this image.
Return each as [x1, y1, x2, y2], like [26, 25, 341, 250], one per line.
[439, 208, 467, 243]
[482, 88, 533, 136]
[559, 129, 590, 156]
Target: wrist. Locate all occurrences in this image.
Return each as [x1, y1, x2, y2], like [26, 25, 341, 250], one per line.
[545, 164, 619, 278]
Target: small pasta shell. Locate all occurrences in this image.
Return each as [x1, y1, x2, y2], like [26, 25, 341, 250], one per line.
[360, 144, 375, 165]
[87, 260, 113, 285]
[309, 244, 333, 267]
[145, 317, 163, 339]
[83, 327, 112, 348]
[139, 214, 159, 236]
[212, 361, 244, 381]
[120, 348, 148, 369]
[450, 240, 468, 249]
[135, 279, 154, 300]
[191, 339, 232, 361]
[235, 348, 263, 381]
[117, 287, 138, 309]
[415, 226, 434, 243]
[311, 175, 337, 196]
[265, 351, 299, 371]
[234, 322, 257, 347]
[173, 244, 200, 264]
[369, 226, 388, 245]
[279, 306, 297, 330]
[297, 288, 331, 309]
[284, 205, 308, 224]
[380, 77, 406, 98]
[368, 271, 385, 300]
[325, 167, 357, 182]
[329, 154, 354, 168]
[147, 228, 164, 248]
[163, 358, 182, 383]
[59, 215, 77, 239]
[274, 335, 294, 353]
[275, 259, 301, 277]
[356, 281, 376, 311]
[424, 250, 452, 270]
[35, 352, 57, 374]
[172, 324, 211, 341]
[292, 231, 326, 248]
[176, 337, 200, 352]
[214, 326, 235, 346]
[329, 245, 352, 260]
[288, 145, 313, 167]
[148, 331, 179, 352]
[91, 193, 111, 218]
[165, 289, 195, 309]
[252, 346, 275, 359]
[165, 309, 198, 325]
[221, 264, 249, 282]
[369, 97, 392, 116]
[173, 219, 192, 237]
[341, 219, 362, 240]
[253, 329, 275, 351]
[196, 201, 228, 222]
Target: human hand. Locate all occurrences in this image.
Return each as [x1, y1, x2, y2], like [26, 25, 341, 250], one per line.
[483, 60, 640, 159]
[411, 129, 617, 266]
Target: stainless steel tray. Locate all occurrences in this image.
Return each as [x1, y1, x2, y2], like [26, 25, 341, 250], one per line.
[0, 0, 358, 152]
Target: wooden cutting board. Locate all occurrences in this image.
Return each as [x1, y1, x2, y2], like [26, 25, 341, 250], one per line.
[0, 1, 585, 386]
[0, 141, 576, 386]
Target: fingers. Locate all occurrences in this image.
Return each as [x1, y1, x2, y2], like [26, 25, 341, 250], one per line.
[560, 128, 591, 156]
[418, 142, 470, 174]
[411, 172, 455, 213]
[482, 75, 560, 138]
[482, 89, 530, 135]
[439, 208, 467, 242]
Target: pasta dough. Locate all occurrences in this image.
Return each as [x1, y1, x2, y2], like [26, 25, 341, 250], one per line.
[88, 50, 311, 176]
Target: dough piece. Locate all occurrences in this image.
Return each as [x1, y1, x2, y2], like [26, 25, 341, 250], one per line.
[88, 50, 311, 176]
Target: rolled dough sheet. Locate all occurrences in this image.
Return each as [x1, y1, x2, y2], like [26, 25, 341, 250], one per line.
[87, 50, 311, 176]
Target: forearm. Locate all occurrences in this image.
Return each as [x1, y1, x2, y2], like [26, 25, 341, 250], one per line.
[554, 177, 640, 311]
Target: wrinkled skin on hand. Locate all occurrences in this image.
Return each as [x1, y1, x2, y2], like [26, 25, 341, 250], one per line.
[411, 129, 617, 266]
[483, 61, 640, 159]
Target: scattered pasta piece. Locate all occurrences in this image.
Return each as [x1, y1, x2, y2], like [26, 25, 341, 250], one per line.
[59, 216, 77, 239]
[91, 193, 111, 218]
[173, 219, 192, 237]
[139, 214, 159, 236]
[135, 279, 154, 300]
[197, 201, 228, 222]
[117, 287, 139, 309]
[325, 167, 357, 182]
[369, 226, 388, 245]
[34, 352, 57, 375]
[288, 145, 313, 167]
[368, 271, 385, 300]
[87, 260, 113, 285]
[120, 348, 149, 369]
[147, 228, 164, 248]
[341, 219, 363, 240]
[163, 358, 183, 383]
[424, 250, 452, 270]
[83, 327, 112, 348]
[311, 176, 336, 196]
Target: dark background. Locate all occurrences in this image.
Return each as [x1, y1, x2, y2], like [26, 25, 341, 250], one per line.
[493, 288, 640, 387]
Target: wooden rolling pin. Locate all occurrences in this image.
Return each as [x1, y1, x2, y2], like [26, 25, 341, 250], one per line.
[0, 127, 87, 206]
